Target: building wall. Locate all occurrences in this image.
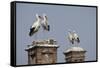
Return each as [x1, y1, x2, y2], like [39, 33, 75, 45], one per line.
[64, 51, 86, 62]
[28, 46, 58, 64]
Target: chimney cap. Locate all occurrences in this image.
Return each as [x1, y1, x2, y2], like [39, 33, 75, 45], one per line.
[64, 46, 85, 53]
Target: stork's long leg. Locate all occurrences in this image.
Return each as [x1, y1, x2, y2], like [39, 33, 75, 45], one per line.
[77, 38, 80, 43]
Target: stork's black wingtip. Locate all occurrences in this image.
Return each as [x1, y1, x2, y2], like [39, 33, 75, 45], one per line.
[29, 33, 31, 37]
[48, 25, 50, 31]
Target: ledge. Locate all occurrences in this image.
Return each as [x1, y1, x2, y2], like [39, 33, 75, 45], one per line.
[25, 44, 59, 51]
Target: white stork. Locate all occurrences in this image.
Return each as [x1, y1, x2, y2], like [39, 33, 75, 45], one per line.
[41, 14, 50, 31]
[73, 31, 80, 43]
[68, 30, 74, 44]
[29, 14, 42, 36]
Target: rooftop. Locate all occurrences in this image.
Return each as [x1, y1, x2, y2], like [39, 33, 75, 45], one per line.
[25, 39, 59, 51]
[64, 46, 85, 53]
[32, 39, 57, 45]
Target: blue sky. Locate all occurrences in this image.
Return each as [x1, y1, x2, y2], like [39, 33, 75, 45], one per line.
[16, 3, 96, 65]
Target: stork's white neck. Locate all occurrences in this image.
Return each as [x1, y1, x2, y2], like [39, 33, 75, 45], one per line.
[43, 15, 47, 21]
[37, 17, 41, 22]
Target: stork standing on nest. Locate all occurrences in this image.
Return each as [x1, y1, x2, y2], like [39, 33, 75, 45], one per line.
[68, 30, 74, 44]
[73, 31, 80, 44]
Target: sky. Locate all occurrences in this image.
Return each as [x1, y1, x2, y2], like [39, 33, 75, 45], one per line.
[16, 3, 96, 65]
